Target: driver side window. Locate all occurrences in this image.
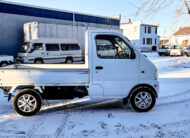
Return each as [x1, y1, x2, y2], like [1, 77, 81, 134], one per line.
[95, 35, 132, 59]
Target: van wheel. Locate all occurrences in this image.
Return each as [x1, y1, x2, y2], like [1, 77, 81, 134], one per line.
[1, 62, 9, 67]
[13, 89, 42, 116]
[66, 58, 73, 64]
[34, 59, 44, 64]
[130, 88, 156, 112]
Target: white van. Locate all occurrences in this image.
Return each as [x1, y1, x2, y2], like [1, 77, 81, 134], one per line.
[17, 39, 82, 64]
[170, 45, 184, 56]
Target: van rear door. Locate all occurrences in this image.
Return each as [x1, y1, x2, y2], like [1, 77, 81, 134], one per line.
[91, 33, 140, 97]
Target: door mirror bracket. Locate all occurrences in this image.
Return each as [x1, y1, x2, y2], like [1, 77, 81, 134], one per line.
[130, 49, 136, 59]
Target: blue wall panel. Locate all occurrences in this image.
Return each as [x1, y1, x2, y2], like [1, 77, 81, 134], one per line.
[0, 3, 73, 21]
[0, 2, 120, 26]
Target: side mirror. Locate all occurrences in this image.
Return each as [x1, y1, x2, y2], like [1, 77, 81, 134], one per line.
[130, 49, 136, 59]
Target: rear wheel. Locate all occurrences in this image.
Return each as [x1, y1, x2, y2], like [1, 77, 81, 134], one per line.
[34, 59, 44, 64]
[66, 58, 73, 64]
[158, 53, 162, 56]
[13, 89, 42, 116]
[130, 88, 156, 112]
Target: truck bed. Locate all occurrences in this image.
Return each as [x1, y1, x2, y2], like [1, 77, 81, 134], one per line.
[0, 64, 89, 86]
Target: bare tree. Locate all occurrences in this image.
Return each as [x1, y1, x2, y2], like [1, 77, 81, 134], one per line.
[136, 0, 190, 17]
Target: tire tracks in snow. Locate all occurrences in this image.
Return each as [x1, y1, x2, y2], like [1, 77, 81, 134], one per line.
[157, 88, 190, 107]
[25, 112, 49, 137]
[54, 111, 69, 138]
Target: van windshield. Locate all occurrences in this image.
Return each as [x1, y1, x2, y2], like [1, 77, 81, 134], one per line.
[171, 45, 181, 49]
[19, 43, 31, 53]
[161, 45, 170, 49]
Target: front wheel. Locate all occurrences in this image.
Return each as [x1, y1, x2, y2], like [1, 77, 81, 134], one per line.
[34, 59, 44, 64]
[130, 88, 156, 112]
[0, 62, 9, 67]
[13, 89, 42, 116]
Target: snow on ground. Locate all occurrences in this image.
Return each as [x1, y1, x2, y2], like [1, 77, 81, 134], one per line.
[0, 52, 190, 137]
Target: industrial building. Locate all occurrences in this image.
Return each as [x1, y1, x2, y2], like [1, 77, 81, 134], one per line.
[0, 1, 120, 55]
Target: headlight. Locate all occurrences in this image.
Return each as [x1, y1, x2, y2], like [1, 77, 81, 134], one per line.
[155, 69, 158, 80]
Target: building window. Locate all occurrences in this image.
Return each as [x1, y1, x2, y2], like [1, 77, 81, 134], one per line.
[144, 26, 147, 33]
[155, 27, 157, 34]
[147, 38, 152, 45]
[148, 26, 151, 34]
[134, 26, 137, 32]
[155, 39, 157, 45]
[143, 38, 145, 44]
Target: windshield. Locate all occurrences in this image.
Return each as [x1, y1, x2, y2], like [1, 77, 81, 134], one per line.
[161, 45, 170, 49]
[171, 45, 181, 49]
[19, 43, 31, 53]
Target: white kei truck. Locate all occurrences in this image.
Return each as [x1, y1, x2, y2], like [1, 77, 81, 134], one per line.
[0, 30, 159, 116]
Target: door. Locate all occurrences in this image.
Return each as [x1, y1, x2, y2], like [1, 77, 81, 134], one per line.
[29, 43, 44, 62]
[92, 34, 139, 96]
[45, 44, 62, 63]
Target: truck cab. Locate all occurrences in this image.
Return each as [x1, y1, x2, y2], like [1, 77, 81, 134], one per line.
[0, 30, 159, 116]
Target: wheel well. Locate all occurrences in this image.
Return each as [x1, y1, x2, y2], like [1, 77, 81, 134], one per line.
[128, 84, 158, 99]
[1, 61, 8, 65]
[66, 57, 73, 61]
[11, 85, 42, 94]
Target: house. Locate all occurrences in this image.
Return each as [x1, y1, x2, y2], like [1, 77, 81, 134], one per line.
[160, 36, 170, 46]
[170, 27, 190, 47]
[120, 20, 160, 51]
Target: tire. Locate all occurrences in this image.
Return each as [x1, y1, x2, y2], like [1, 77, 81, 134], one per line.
[186, 53, 190, 57]
[158, 53, 161, 56]
[13, 89, 42, 116]
[130, 88, 156, 112]
[1, 62, 9, 67]
[34, 59, 44, 64]
[65, 58, 73, 64]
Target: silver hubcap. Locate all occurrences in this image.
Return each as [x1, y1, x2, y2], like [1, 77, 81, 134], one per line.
[17, 94, 37, 113]
[134, 92, 152, 109]
[36, 60, 42, 64]
[1, 63, 8, 67]
[66, 60, 72, 64]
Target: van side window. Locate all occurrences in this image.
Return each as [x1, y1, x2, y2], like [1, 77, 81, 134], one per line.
[95, 35, 132, 59]
[69, 44, 80, 50]
[33, 43, 43, 50]
[29, 43, 43, 53]
[46, 44, 60, 51]
[60, 44, 68, 51]
[61, 44, 80, 51]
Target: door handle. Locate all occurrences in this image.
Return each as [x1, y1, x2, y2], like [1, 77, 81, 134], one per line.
[96, 66, 103, 70]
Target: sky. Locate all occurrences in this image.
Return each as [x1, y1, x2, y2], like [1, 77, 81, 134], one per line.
[2, 0, 190, 37]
